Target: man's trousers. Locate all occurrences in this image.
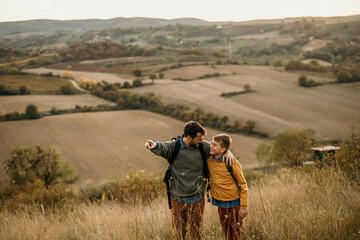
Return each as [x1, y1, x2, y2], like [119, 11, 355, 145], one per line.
[170, 197, 205, 240]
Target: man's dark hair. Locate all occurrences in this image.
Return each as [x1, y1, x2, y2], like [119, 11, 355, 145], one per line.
[184, 121, 207, 138]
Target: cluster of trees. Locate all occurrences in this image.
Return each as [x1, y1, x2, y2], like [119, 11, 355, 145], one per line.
[256, 123, 359, 183]
[0, 84, 30, 95]
[221, 84, 253, 96]
[280, 19, 317, 36]
[285, 59, 328, 72]
[237, 37, 309, 58]
[78, 77, 144, 92]
[1, 145, 80, 211]
[304, 37, 360, 65]
[0, 104, 40, 121]
[334, 66, 360, 83]
[173, 72, 223, 81]
[256, 128, 314, 168]
[59, 42, 157, 61]
[0, 144, 163, 211]
[0, 46, 33, 63]
[298, 75, 319, 87]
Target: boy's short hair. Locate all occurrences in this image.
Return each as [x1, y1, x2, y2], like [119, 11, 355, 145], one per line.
[212, 134, 232, 152]
[184, 121, 207, 138]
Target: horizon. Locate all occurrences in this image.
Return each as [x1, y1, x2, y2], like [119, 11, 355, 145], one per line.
[0, 13, 360, 24]
[0, 0, 359, 23]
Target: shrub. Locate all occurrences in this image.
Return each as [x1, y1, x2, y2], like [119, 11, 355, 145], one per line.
[243, 84, 251, 91]
[148, 73, 157, 83]
[323, 121, 360, 181]
[61, 71, 74, 79]
[50, 106, 59, 114]
[132, 78, 142, 87]
[19, 85, 30, 95]
[4, 111, 23, 121]
[133, 69, 142, 77]
[122, 81, 131, 88]
[158, 72, 165, 79]
[243, 120, 256, 134]
[1, 180, 78, 212]
[4, 145, 80, 187]
[271, 128, 313, 166]
[336, 68, 352, 83]
[60, 84, 75, 94]
[25, 104, 40, 119]
[79, 170, 164, 204]
[7, 67, 19, 75]
[298, 75, 318, 87]
[255, 142, 273, 168]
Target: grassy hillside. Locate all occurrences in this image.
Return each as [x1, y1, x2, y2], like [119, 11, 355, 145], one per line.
[1, 167, 358, 239]
[131, 65, 360, 139]
[0, 110, 264, 189]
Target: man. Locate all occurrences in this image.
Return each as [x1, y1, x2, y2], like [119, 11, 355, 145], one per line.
[145, 121, 235, 240]
[208, 134, 248, 240]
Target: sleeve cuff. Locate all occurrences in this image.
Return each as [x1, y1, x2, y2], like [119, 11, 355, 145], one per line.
[151, 140, 160, 153]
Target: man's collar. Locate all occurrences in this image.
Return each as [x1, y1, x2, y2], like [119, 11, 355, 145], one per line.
[180, 134, 187, 149]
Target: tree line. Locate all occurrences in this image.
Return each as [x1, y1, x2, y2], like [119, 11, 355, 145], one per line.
[59, 42, 157, 61]
[86, 80, 264, 136]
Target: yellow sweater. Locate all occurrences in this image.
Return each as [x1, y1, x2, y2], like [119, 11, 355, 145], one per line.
[207, 156, 248, 209]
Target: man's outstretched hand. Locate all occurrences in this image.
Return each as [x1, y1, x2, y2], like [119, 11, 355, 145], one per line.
[145, 140, 157, 150]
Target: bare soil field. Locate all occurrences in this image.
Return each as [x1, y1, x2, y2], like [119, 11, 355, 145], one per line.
[132, 65, 360, 140]
[0, 95, 115, 114]
[0, 110, 264, 189]
[23, 67, 131, 84]
[301, 39, 332, 51]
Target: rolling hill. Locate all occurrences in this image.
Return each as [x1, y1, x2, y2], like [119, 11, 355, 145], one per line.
[1, 15, 359, 35]
[0, 110, 265, 189]
[132, 65, 360, 140]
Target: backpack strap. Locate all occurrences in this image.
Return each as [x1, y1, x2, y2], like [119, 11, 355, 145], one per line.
[170, 136, 181, 164]
[163, 136, 181, 209]
[198, 142, 209, 178]
[226, 164, 241, 193]
[198, 142, 211, 202]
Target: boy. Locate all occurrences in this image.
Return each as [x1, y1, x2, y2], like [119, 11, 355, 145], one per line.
[208, 134, 248, 240]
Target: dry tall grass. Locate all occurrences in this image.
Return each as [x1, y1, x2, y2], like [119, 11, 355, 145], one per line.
[1, 167, 359, 240]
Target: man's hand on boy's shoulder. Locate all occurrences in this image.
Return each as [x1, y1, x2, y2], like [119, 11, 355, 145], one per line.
[222, 150, 237, 166]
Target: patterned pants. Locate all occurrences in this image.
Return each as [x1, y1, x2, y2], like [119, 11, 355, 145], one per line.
[171, 197, 205, 240]
[218, 205, 243, 240]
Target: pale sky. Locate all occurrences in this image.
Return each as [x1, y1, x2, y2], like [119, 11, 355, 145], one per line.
[0, 0, 359, 23]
